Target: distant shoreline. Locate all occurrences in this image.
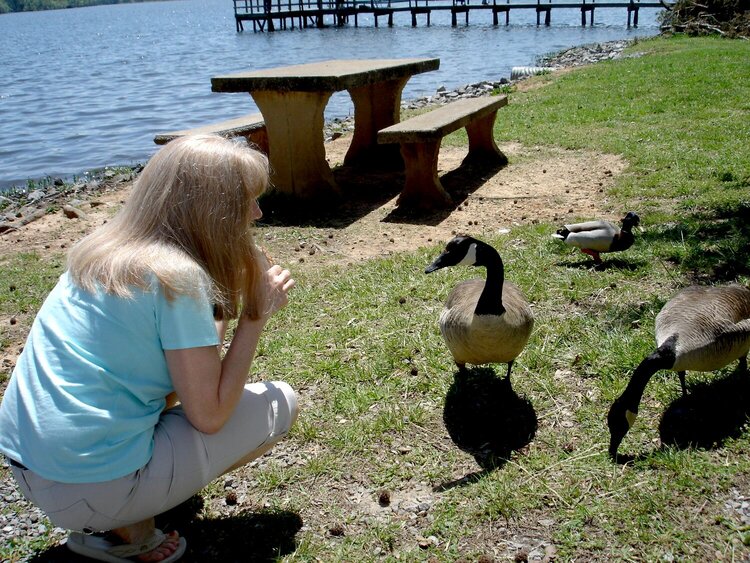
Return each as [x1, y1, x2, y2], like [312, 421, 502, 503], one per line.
[0, 1, 161, 15]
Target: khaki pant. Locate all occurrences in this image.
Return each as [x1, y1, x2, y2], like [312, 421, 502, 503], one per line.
[10, 381, 297, 532]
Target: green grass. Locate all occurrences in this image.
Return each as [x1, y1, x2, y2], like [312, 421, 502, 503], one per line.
[0, 253, 64, 367]
[2, 35, 750, 561]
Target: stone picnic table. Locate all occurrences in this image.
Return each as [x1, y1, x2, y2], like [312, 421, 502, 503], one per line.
[211, 57, 440, 200]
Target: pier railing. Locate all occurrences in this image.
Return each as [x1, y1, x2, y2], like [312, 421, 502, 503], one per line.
[232, 0, 666, 31]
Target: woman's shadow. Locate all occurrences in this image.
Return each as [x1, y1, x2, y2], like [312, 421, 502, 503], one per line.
[441, 367, 538, 475]
[29, 495, 302, 563]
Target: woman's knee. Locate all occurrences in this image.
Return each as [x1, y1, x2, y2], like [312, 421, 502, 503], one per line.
[268, 381, 298, 438]
[243, 380, 298, 440]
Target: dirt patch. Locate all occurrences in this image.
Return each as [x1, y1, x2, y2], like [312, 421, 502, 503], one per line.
[0, 138, 626, 268]
[255, 138, 626, 268]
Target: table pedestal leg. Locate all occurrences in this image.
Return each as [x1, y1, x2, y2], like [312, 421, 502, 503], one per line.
[345, 78, 408, 168]
[251, 90, 338, 199]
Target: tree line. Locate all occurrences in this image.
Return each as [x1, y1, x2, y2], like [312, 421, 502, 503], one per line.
[0, 0, 152, 13]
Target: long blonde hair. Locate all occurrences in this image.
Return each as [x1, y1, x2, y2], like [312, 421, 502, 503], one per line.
[68, 134, 269, 320]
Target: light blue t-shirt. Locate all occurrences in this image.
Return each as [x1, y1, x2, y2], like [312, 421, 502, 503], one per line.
[0, 271, 220, 483]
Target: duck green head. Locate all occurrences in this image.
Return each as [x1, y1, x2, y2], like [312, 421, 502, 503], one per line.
[621, 211, 641, 231]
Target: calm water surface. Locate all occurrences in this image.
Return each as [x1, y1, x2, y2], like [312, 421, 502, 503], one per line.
[0, 0, 663, 189]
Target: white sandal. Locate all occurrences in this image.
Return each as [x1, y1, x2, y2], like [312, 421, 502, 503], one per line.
[66, 528, 186, 562]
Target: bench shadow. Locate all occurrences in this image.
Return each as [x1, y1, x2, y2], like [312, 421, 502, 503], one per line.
[440, 366, 537, 474]
[259, 155, 505, 229]
[382, 157, 506, 226]
[29, 495, 302, 563]
[258, 163, 404, 229]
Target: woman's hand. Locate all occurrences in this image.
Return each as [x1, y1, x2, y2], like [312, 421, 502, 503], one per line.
[263, 264, 295, 318]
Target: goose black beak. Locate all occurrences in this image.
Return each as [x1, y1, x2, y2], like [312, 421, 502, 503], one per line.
[425, 254, 448, 274]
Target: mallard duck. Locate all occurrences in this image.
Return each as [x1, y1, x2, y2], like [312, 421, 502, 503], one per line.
[607, 284, 750, 459]
[552, 211, 640, 264]
[425, 236, 534, 387]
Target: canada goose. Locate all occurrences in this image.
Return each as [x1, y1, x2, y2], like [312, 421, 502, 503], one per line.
[552, 211, 640, 264]
[425, 236, 534, 387]
[607, 284, 750, 459]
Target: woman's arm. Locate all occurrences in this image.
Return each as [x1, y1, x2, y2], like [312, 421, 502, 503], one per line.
[163, 318, 229, 411]
[165, 265, 294, 434]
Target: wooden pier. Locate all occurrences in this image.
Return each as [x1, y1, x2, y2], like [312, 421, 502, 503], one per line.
[233, 0, 664, 32]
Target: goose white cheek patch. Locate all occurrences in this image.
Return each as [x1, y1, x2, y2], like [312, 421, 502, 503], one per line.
[458, 243, 477, 266]
[626, 410, 638, 428]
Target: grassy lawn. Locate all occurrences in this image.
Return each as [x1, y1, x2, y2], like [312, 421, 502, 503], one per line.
[2, 34, 750, 561]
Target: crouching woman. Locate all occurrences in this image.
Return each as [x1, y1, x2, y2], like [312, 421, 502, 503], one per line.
[0, 134, 297, 562]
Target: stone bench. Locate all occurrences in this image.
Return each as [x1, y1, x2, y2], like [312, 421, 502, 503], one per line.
[153, 113, 268, 154]
[377, 95, 508, 209]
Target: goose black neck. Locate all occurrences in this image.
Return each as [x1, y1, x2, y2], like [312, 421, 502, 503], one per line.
[617, 336, 677, 412]
[474, 248, 506, 317]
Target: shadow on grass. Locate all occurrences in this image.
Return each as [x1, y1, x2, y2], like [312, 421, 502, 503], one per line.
[641, 200, 750, 282]
[29, 495, 302, 563]
[555, 257, 646, 271]
[440, 367, 537, 475]
[659, 365, 750, 450]
[613, 365, 750, 465]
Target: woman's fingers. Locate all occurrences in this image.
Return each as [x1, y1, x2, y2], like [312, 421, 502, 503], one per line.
[266, 265, 294, 315]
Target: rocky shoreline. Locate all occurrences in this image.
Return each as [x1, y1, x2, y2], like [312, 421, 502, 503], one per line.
[0, 39, 636, 234]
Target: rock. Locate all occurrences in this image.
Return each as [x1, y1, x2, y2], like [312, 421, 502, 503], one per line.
[62, 205, 87, 220]
[27, 190, 45, 202]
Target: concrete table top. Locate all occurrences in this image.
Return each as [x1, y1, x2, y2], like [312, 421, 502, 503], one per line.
[211, 58, 440, 93]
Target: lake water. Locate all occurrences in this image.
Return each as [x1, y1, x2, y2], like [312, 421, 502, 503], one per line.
[0, 0, 663, 190]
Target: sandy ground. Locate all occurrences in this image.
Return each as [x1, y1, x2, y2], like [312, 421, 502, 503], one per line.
[0, 138, 625, 264]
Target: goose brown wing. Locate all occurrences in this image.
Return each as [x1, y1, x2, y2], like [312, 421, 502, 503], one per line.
[656, 285, 750, 371]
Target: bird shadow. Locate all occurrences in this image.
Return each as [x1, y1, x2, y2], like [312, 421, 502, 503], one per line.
[440, 367, 537, 475]
[555, 257, 646, 271]
[658, 368, 750, 450]
[612, 367, 750, 465]
[28, 495, 302, 563]
[432, 469, 491, 492]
